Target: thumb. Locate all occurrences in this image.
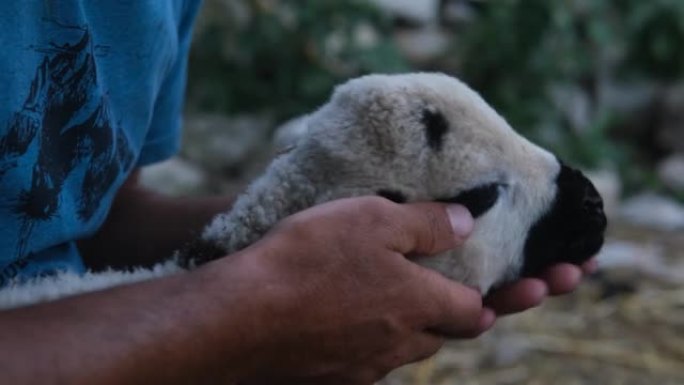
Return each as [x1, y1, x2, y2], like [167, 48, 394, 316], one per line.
[387, 202, 474, 256]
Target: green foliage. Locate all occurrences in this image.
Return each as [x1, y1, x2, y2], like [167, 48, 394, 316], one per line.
[621, 0, 684, 80]
[455, 0, 684, 177]
[187, 0, 684, 196]
[187, 0, 408, 120]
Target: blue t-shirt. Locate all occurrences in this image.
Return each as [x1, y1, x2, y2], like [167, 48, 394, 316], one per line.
[0, 1, 202, 286]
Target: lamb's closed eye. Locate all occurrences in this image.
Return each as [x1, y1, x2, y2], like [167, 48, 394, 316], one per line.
[376, 184, 501, 219]
[436, 183, 501, 218]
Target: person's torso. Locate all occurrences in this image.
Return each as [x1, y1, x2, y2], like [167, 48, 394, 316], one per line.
[0, 0, 199, 285]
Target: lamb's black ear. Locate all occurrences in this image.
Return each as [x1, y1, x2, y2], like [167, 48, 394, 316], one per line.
[436, 183, 500, 218]
[422, 108, 449, 151]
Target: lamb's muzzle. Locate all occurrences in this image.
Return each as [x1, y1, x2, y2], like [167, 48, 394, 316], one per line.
[521, 164, 607, 277]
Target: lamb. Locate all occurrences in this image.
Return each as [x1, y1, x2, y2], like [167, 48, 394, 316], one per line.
[0, 72, 607, 308]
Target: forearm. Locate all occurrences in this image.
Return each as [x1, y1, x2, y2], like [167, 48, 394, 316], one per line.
[0, 254, 271, 385]
[78, 170, 235, 270]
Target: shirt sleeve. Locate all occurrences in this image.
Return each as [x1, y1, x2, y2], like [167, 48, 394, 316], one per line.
[136, 0, 203, 167]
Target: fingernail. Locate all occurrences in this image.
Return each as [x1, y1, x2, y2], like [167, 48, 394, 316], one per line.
[529, 279, 549, 301]
[478, 308, 496, 332]
[583, 259, 599, 275]
[568, 267, 583, 285]
[446, 205, 474, 238]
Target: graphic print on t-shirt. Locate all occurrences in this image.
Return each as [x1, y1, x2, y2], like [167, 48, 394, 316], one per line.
[0, 24, 134, 261]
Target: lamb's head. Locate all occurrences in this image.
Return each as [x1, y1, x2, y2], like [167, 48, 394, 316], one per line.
[290, 73, 607, 291]
[194, 73, 607, 293]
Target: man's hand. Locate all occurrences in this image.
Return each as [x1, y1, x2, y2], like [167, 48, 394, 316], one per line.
[221, 197, 492, 384]
[0, 196, 487, 385]
[0, 190, 595, 385]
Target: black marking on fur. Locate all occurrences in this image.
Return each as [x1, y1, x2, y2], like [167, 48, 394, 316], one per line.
[177, 238, 228, 268]
[421, 108, 449, 151]
[437, 183, 500, 218]
[377, 189, 408, 203]
[521, 163, 607, 277]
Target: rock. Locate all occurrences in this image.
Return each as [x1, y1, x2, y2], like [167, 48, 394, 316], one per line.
[371, 0, 439, 26]
[658, 154, 684, 192]
[602, 80, 659, 114]
[440, 0, 479, 26]
[182, 114, 273, 173]
[394, 26, 451, 64]
[353, 22, 380, 50]
[323, 23, 381, 68]
[139, 157, 209, 196]
[619, 192, 684, 231]
[597, 241, 662, 271]
[490, 335, 533, 367]
[596, 240, 684, 286]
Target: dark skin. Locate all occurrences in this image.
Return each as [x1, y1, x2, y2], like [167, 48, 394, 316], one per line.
[0, 169, 594, 384]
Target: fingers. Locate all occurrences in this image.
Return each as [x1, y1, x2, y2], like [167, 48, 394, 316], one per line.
[484, 278, 548, 315]
[582, 258, 598, 274]
[410, 266, 493, 337]
[385, 202, 474, 257]
[537, 257, 596, 296]
[485, 259, 596, 316]
[445, 307, 496, 338]
[541, 263, 583, 296]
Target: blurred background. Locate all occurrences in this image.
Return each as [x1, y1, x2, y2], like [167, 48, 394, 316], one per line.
[142, 1, 684, 384]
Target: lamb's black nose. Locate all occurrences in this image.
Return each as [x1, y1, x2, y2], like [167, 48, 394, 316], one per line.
[584, 189, 602, 214]
[521, 163, 608, 277]
[582, 177, 607, 228]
